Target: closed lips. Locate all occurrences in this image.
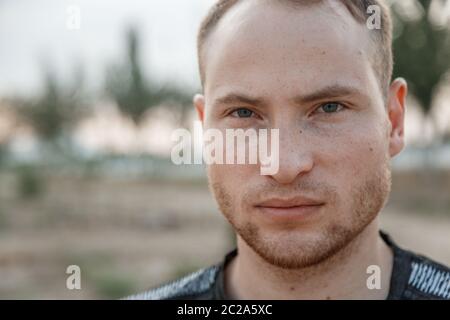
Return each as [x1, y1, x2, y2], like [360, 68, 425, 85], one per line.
[255, 197, 325, 208]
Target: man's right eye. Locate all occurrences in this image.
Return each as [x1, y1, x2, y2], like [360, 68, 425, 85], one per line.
[230, 108, 254, 118]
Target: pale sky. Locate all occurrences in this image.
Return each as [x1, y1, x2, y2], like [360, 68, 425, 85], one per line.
[0, 0, 212, 96]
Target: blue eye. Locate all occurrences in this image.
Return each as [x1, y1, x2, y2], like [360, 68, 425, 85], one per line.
[232, 108, 254, 118]
[319, 102, 343, 113]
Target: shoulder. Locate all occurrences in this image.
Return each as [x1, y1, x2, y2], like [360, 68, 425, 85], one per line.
[381, 230, 450, 300]
[404, 251, 450, 300]
[123, 265, 220, 300]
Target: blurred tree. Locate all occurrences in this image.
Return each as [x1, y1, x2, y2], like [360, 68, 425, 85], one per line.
[105, 27, 192, 128]
[13, 63, 88, 150]
[0, 101, 18, 166]
[16, 164, 44, 199]
[392, 0, 450, 144]
[8, 64, 88, 198]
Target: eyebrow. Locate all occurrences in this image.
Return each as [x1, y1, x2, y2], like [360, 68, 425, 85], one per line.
[213, 84, 363, 109]
[213, 93, 269, 108]
[290, 84, 362, 105]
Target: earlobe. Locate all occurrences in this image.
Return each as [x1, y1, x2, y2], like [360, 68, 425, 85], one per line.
[387, 78, 408, 157]
[193, 94, 205, 123]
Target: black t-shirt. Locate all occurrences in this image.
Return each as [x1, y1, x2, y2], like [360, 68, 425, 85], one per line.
[125, 231, 450, 300]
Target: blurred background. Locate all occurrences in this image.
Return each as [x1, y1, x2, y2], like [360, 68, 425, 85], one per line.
[0, 0, 449, 299]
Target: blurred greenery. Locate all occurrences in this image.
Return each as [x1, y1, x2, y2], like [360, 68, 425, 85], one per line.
[392, 0, 450, 142]
[91, 271, 137, 299]
[105, 26, 193, 127]
[13, 63, 88, 145]
[62, 252, 137, 299]
[0, 207, 9, 231]
[15, 164, 44, 199]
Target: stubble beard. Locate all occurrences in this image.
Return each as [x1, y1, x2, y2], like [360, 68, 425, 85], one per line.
[209, 159, 392, 270]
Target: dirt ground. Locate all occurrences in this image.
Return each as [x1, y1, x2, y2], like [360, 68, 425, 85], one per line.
[0, 173, 448, 299]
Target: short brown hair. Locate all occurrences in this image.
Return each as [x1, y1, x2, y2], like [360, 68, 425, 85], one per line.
[197, 0, 393, 98]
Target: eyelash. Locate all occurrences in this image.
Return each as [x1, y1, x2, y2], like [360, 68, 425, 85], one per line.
[227, 102, 346, 119]
[228, 107, 260, 119]
[313, 102, 346, 115]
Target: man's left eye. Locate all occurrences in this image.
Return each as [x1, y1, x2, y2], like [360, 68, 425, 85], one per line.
[231, 108, 254, 118]
[316, 102, 344, 113]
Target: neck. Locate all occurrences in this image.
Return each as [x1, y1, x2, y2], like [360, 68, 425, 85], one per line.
[224, 219, 394, 299]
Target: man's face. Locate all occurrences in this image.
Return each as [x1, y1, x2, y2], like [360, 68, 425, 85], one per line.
[195, 0, 406, 268]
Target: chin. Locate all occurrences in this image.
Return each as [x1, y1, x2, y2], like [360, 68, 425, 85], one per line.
[237, 219, 348, 269]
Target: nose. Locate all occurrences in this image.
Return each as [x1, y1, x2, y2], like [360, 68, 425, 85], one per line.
[268, 128, 314, 185]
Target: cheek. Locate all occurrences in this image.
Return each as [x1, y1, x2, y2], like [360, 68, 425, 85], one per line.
[313, 120, 389, 190]
[207, 163, 258, 220]
[207, 163, 255, 194]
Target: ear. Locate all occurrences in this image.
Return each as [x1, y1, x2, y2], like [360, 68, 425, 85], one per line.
[193, 94, 206, 124]
[387, 78, 408, 158]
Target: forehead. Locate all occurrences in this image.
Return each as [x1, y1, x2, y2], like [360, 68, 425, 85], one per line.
[203, 0, 377, 99]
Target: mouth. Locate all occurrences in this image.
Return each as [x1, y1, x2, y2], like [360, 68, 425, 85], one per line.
[254, 196, 325, 221]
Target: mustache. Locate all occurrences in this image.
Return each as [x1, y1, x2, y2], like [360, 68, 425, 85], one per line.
[242, 179, 338, 204]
